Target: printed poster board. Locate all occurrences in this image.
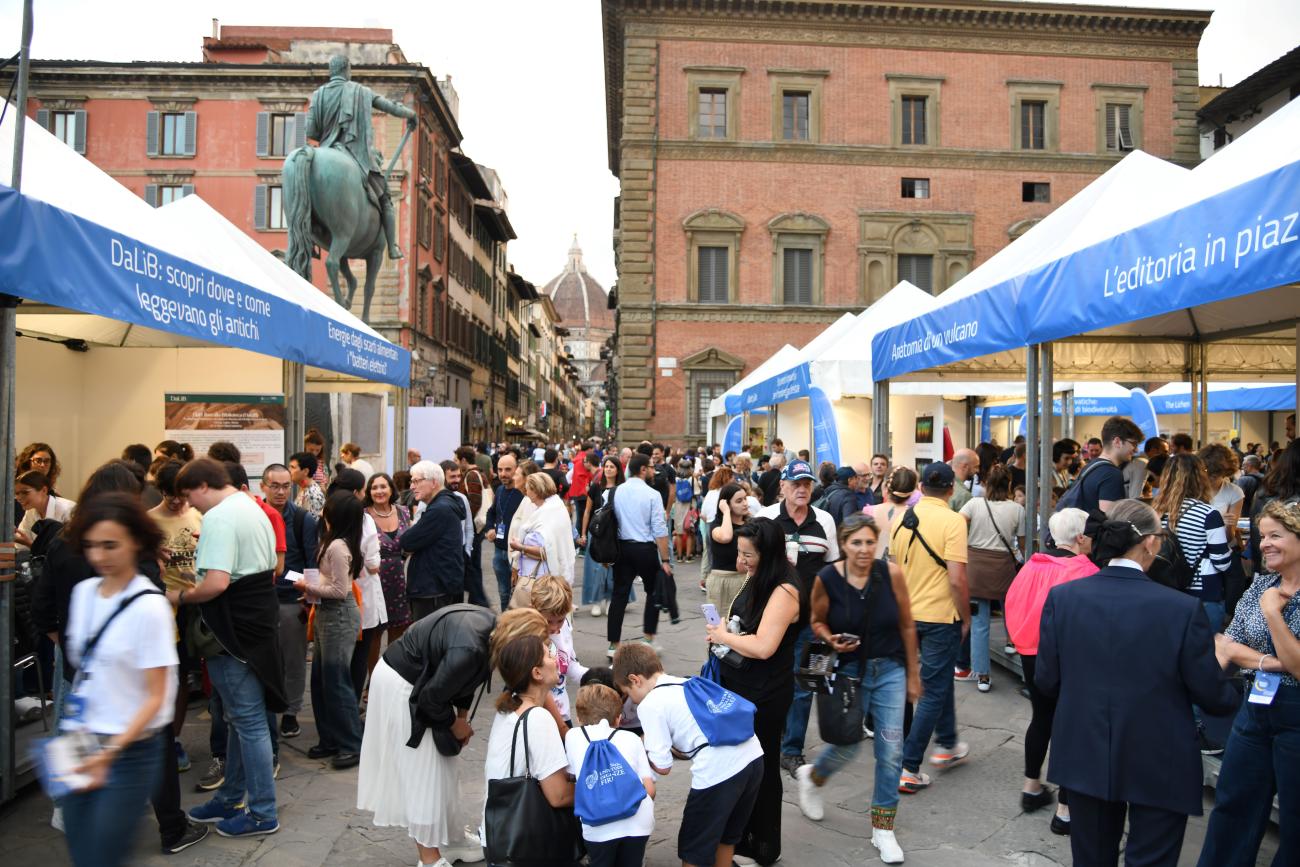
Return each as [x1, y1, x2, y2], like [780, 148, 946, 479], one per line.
[165, 393, 285, 493]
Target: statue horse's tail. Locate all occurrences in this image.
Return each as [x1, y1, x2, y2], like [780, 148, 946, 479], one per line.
[283, 147, 315, 281]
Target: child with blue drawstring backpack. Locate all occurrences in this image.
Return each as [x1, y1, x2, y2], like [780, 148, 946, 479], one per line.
[564, 684, 656, 867]
[614, 642, 763, 867]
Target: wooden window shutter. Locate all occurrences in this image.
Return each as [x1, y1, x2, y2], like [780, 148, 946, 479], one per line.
[784, 248, 812, 304]
[1117, 104, 1132, 149]
[253, 184, 268, 230]
[293, 113, 308, 150]
[35, 108, 49, 130]
[181, 184, 194, 198]
[1106, 104, 1118, 149]
[73, 109, 87, 154]
[183, 110, 197, 156]
[146, 110, 160, 156]
[144, 184, 159, 208]
[255, 112, 269, 157]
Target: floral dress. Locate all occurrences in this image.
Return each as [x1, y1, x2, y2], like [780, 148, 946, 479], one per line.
[374, 504, 412, 628]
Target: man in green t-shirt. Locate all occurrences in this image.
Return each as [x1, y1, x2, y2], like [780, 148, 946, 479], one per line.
[169, 459, 281, 838]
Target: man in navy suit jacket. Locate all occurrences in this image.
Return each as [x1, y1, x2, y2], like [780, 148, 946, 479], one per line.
[1037, 557, 1238, 867]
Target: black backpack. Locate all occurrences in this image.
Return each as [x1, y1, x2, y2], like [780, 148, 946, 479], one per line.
[1150, 514, 1207, 592]
[587, 486, 620, 565]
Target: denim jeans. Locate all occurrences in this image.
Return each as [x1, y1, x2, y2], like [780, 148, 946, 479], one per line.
[492, 546, 512, 611]
[812, 658, 906, 824]
[63, 731, 165, 867]
[1197, 684, 1300, 867]
[209, 690, 277, 761]
[311, 597, 364, 754]
[206, 653, 278, 822]
[901, 621, 961, 774]
[970, 598, 993, 676]
[780, 625, 816, 757]
[581, 554, 613, 606]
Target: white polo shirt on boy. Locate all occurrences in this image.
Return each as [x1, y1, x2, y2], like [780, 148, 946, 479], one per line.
[564, 721, 656, 842]
[636, 674, 762, 789]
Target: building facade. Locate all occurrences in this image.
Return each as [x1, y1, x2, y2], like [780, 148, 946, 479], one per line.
[11, 24, 578, 444]
[1198, 45, 1300, 157]
[602, 0, 1209, 445]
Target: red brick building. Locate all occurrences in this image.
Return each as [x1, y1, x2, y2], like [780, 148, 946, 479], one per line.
[602, 0, 1210, 445]
[7, 25, 538, 437]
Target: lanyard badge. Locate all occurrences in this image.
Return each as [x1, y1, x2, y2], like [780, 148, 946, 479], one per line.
[1249, 670, 1280, 705]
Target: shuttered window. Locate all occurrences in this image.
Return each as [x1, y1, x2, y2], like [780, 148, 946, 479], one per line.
[1020, 100, 1046, 150]
[697, 246, 729, 303]
[698, 89, 727, 139]
[783, 248, 813, 305]
[898, 254, 934, 293]
[901, 96, 927, 145]
[148, 111, 197, 157]
[1105, 103, 1133, 151]
[253, 185, 285, 230]
[144, 184, 193, 208]
[691, 371, 734, 438]
[47, 110, 86, 153]
[782, 92, 810, 141]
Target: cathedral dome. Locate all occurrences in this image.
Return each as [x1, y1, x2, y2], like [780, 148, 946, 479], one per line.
[542, 236, 613, 332]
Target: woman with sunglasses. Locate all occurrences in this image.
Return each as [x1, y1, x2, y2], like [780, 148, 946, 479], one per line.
[794, 514, 919, 864]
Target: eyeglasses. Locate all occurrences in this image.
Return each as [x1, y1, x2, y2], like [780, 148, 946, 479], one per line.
[28, 456, 51, 466]
[264, 483, 292, 492]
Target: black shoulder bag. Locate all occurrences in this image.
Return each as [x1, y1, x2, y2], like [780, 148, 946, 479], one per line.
[483, 706, 585, 867]
[895, 506, 948, 571]
[815, 564, 879, 746]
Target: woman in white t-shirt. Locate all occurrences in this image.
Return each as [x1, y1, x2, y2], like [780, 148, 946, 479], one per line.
[483, 634, 574, 864]
[61, 493, 179, 867]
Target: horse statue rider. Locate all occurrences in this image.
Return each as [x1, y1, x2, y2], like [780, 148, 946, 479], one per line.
[284, 54, 416, 323]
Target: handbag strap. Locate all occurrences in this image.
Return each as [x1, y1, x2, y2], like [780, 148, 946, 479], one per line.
[468, 677, 490, 722]
[983, 498, 1020, 560]
[73, 588, 163, 686]
[508, 705, 537, 778]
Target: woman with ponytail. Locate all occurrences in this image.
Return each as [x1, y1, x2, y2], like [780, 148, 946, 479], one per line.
[1035, 500, 1238, 867]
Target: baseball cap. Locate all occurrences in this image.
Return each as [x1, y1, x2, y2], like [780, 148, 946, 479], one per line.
[835, 466, 856, 482]
[782, 459, 816, 482]
[921, 462, 956, 488]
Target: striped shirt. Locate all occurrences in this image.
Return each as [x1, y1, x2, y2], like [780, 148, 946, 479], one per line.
[1163, 498, 1231, 601]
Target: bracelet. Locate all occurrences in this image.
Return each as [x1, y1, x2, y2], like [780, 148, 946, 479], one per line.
[1260, 653, 1273, 671]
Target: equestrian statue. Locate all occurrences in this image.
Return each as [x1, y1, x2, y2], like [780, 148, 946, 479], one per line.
[284, 54, 415, 324]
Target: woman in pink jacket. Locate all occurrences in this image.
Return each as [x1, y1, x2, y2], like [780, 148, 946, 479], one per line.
[1004, 507, 1098, 836]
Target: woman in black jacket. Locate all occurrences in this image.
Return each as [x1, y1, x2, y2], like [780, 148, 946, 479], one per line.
[357, 602, 498, 867]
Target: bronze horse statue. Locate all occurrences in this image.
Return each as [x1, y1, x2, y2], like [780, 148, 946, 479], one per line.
[282, 146, 385, 324]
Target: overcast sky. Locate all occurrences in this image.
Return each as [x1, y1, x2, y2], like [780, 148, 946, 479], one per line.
[3, 0, 1299, 293]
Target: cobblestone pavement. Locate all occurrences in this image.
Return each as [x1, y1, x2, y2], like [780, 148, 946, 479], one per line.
[0, 552, 1278, 866]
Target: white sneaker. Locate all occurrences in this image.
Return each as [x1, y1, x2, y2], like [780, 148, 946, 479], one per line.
[439, 830, 484, 863]
[872, 828, 905, 863]
[417, 859, 451, 867]
[795, 764, 824, 821]
[51, 805, 64, 832]
[590, 603, 603, 617]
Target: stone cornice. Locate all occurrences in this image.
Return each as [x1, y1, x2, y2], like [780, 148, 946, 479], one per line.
[648, 138, 1158, 172]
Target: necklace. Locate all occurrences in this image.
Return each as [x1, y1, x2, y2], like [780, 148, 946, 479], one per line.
[371, 506, 395, 518]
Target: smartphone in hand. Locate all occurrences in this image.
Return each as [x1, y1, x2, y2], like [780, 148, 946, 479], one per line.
[837, 632, 861, 645]
[702, 603, 721, 626]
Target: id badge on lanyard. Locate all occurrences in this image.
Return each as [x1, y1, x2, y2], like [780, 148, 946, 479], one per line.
[1249, 670, 1280, 705]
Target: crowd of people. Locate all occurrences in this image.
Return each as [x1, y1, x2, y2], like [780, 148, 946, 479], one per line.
[6, 415, 1298, 867]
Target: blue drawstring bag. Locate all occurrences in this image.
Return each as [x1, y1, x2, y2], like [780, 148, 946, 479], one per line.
[574, 728, 648, 826]
[657, 676, 756, 756]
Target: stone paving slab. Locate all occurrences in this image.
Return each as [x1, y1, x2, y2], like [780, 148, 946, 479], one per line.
[0, 553, 1278, 865]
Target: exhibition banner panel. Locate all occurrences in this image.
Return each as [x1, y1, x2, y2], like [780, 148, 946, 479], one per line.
[1129, 388, 1162, 440]
[722, 415, 744, 455]
[983, 395, 1131, 418]
[0, 187, 410, 387]
[1152, 384, 1295, 414]
[743, 361, 812, 409]
[809, 386, 841, 467]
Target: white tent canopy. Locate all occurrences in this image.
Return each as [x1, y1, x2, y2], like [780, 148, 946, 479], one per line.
[810, 281, 939, 398]
[708, 343, 800, 419]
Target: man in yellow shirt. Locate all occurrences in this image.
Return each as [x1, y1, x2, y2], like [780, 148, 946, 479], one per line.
[890, 462, 971, 794]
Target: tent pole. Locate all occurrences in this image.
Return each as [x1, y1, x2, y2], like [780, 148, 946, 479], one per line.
[1025, 345, 1040, 554]
[282, 361, 305, 465]
[1, 0, 33, 805]
[1063, 387, 1075, 439]
[1199, 341, 1209, 447]
[1039, 343, 1054, 551]
[1294, 323, 1299, 428]
[394, 387, 408, 474]
[873, 379, 890, 461]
